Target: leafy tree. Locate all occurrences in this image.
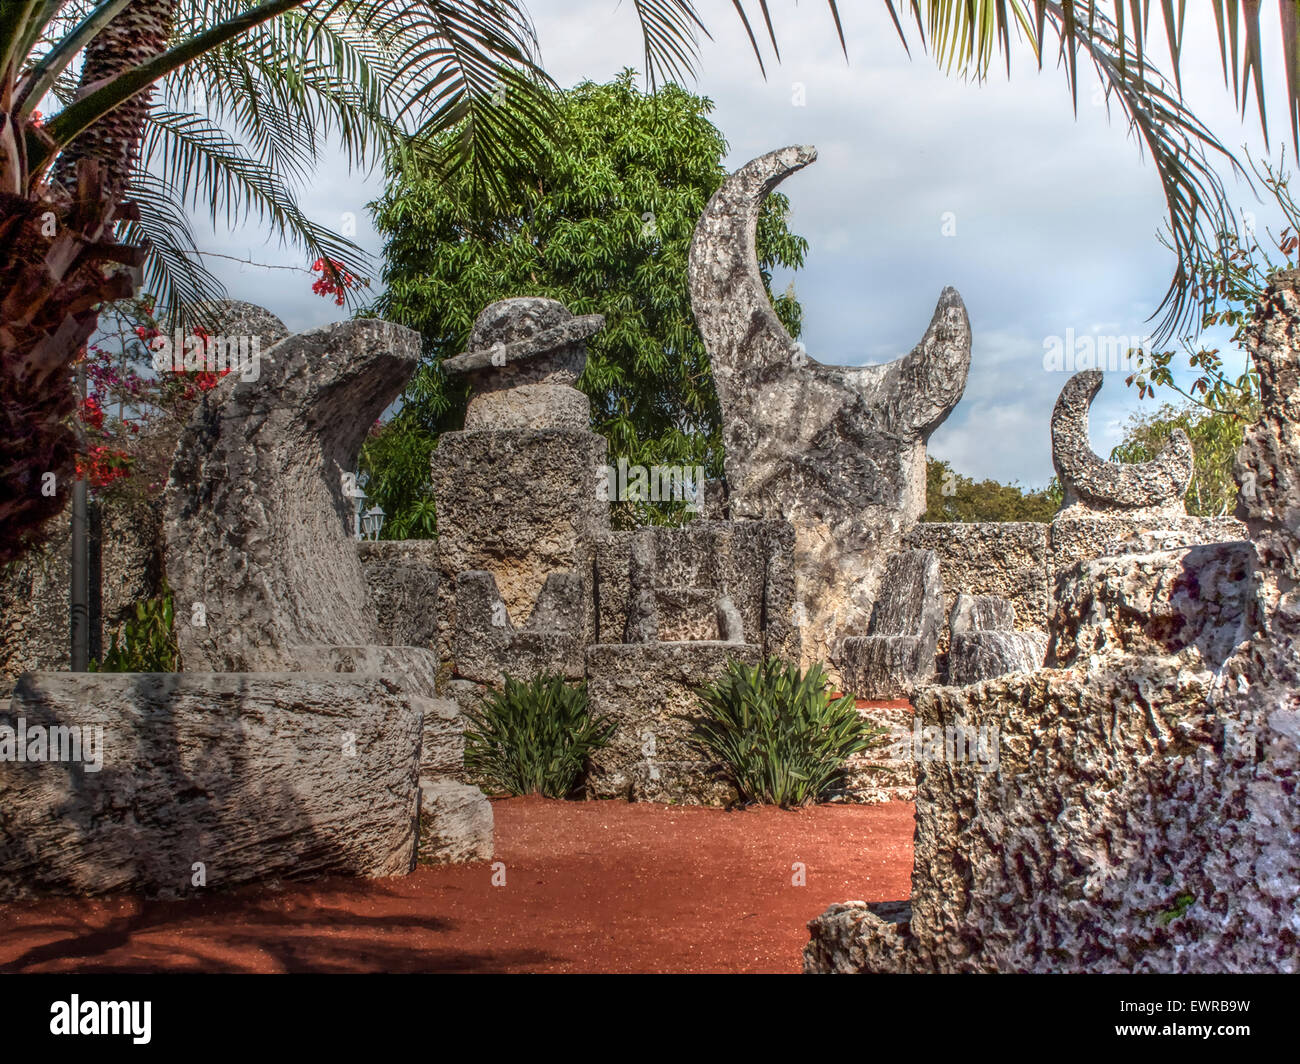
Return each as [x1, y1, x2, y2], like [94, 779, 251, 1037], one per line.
[367, 71, 808, 530]
[923, 458, 1061, 523]
[1110, 402, 1254, 517]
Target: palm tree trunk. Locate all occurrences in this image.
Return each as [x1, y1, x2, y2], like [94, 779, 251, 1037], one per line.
[1, 2, 172, 565]
[53, 0, 176, 198]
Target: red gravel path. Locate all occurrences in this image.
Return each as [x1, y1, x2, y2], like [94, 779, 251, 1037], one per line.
[0, 797, 914, 974]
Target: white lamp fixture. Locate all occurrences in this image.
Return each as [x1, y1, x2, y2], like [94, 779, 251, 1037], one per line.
[362, 505, 386, 541]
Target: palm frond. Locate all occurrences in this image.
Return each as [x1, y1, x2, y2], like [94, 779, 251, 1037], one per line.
[116, 169, 229, 319]
[137, 107, 368, 318]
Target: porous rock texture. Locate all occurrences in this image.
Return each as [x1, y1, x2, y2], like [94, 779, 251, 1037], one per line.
[358, 539, 439, 650]
[584, 641, 762, 805]
[170, 298, 290, 353]
[690, 146, 970, 678]
[904, 521, 1052, 644]
[419, 780, 493, 864]
[453, 569, 586, 683]
[165, 316, 421, 670]
[1051, 369, 1194, 518]
[433, 298, 608, 679]
[431, 428, 608, 669]
[837, 550, 942, 699]
[594, 519, 799, 660]
[286, 644, 491, 859]
[1, 497, 165, 694]
[805, 271, 1300, 974]
[947, 631, 1046, 686]
[445, 297, 602, 433]
[1047, 542, 1253, 672]
[945, 592, 1046, 685]
[0, 671, 421, 898]
[1049, 513, 1246, 580]
[831, 703, 917, 805]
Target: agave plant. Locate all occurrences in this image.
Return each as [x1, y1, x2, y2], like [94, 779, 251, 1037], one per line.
[463, 674, 613, 798]
[693, 657, 880, 807]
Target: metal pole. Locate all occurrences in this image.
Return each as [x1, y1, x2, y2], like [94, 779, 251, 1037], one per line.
[70, 357, 89, 671]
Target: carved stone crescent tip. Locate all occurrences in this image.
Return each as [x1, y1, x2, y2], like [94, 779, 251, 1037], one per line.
[687, 145, 971, 520]
[1051, 369, 1194, 515]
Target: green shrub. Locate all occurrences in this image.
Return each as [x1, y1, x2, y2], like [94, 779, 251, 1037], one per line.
[693, 657, 879, 807]
[90, 586, 178, 672]
[463, 674, 613, 798]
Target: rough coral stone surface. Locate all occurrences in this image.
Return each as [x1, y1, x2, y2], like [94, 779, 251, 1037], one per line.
[948, 593, 1016, 636]
[1047, 543, 1253, 671]
[431, 428, 608, 666]
[690, 146, 969, 677]
[594, 519, 799, 660]
[452, 570, 586, 684]
[418, 780, 493, 864]
[0, 672, 421, 898]
[904, 521, 1051, 649]
[584, 641, 762, 804]
[1051, 369, 1193, 517]
[171, 299, 290, 354]
[165, 317, 421, 671]
[358, 539, 439, 650]
[807, 272, 1300, 974]
[947, 630, 1046, 685]
[1, 497, 165, 695]
[837, 551, 942, 699]
[831, 703, 916, 804]
[1048, 513, 1246, 580]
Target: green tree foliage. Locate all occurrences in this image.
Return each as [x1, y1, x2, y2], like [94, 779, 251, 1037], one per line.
[923, 458, 1061, 523]
[1109, 403, 1253, 517]
[366, 70, 807, 531]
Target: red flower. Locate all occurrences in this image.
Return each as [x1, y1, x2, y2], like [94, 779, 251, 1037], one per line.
[310, 257, 359, 306]
[80, 396, 105, 431]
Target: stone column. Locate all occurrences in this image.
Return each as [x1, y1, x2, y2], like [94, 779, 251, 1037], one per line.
[431, 298, 610, 679]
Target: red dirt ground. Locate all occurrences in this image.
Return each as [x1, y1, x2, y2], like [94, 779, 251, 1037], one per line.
[0, 797, 914, 974]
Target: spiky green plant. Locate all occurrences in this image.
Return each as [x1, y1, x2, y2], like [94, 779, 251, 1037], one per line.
[693, 657, 878, 808]
[463, 674, 612, 798]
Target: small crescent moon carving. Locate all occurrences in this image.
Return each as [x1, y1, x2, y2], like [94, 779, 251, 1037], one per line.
[1051, 370, 1194, 512]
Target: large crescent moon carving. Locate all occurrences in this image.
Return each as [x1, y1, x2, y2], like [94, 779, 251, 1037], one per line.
[1051, 369, 1194, 512]
[688, 145, 971, 442]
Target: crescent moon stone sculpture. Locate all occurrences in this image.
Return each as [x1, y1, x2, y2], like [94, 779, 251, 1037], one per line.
[688, 145, 971, 673]
[1051, 369, 1193, 516]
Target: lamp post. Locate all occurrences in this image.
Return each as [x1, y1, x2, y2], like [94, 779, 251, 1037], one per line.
[361, 505, 386, 541]
[345, 472, 384, 540]
[70, 355, 89, 671]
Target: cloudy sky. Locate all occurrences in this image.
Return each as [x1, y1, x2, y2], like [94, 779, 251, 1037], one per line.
[191, 3, 1290, 489]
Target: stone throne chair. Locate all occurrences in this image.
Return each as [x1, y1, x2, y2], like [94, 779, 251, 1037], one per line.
[838, 549, 943, 700]
[945, 593, 1047, 685]
[584, 522, 792, 805]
